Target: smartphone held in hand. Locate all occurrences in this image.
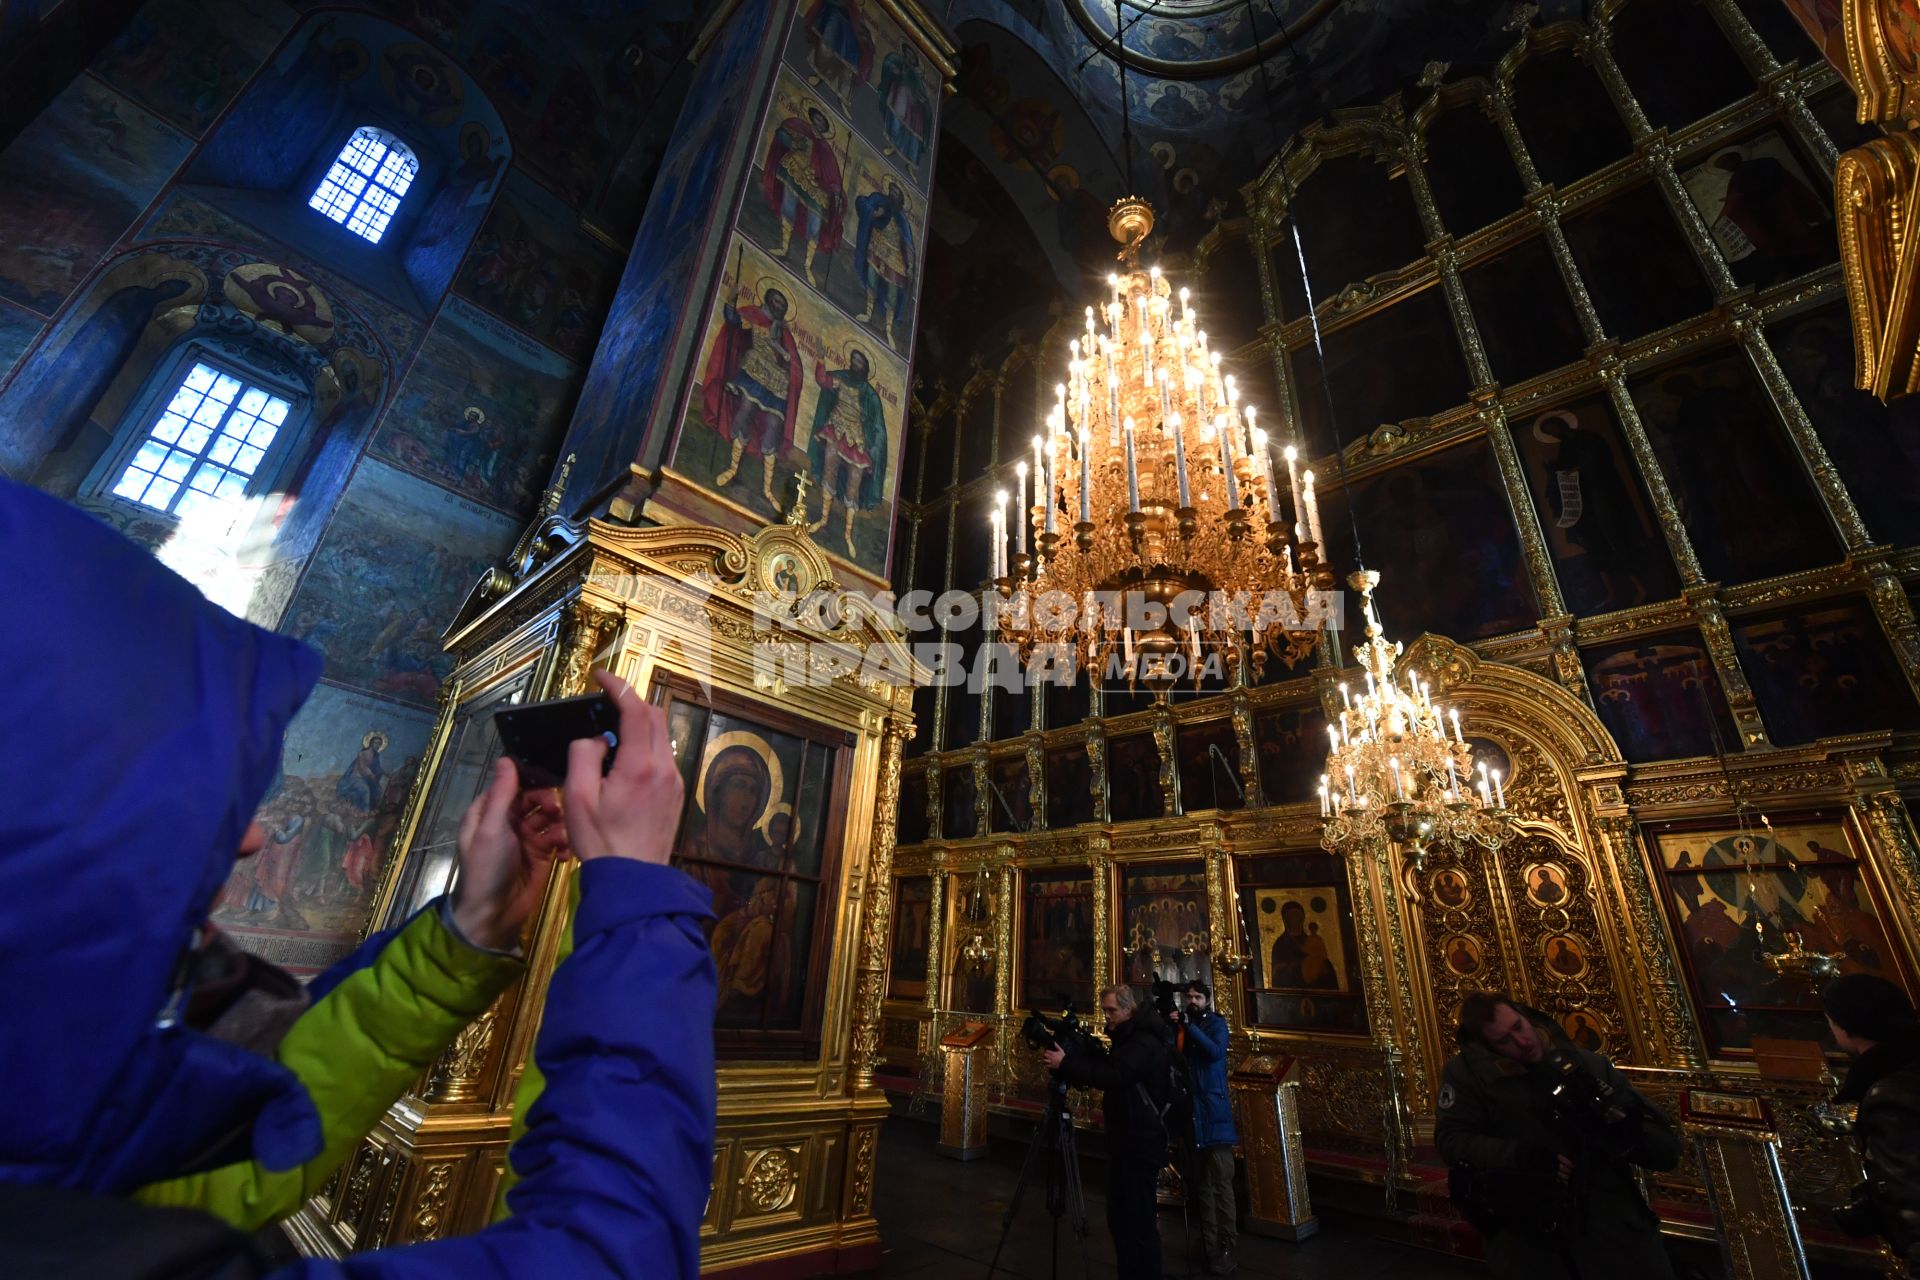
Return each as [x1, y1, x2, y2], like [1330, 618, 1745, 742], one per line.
[494, 693, 621, 790]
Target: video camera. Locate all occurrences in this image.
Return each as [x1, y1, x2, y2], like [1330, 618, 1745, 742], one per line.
[1541, 1044, 1644, 1156]
[1150, 978, 1181, 1022]
[1022, 1002, 1090, 1057]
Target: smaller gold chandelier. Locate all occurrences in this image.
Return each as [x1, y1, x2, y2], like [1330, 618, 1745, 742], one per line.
[1320, 570, 1509, 868]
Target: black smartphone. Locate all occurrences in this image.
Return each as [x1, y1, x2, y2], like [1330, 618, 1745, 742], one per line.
[493, 692, 620, 790]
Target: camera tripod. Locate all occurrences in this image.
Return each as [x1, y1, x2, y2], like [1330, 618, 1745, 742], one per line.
[987, 1074, 1090, 1279]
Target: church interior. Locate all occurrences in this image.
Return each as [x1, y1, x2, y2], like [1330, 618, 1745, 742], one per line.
[5, 0, 1920, 1276]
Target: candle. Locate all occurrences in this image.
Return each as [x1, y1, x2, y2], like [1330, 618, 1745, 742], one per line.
[1345, 762, 1358, 804]
[1218, 413, 1239, 510]
[1284, 445, 1302, 538]
[1045, 436, 1059, 534]
[1449, 708, 1463, 743]
[1014, 461, 1029, 555]
[1079, 429, 1092, 523]
[1302, 470, 1323, 546]
[987, 505, 1001, 580]
[1123, 417, 1141, 513]
[1157, 366, 1172, 425]
[1492, 769, 1505, 809]
[1252, 424, 1276, 513]
[1319, 778, 1330, 817]
[1390, 756, 1404, 801]
[1340, 681, 1351, 708]
[1108, 374, 1121, 446]
[1327, 724, 1341, 754]
[1171, 414, 1191, 507]
[994, 491, 1007, 578]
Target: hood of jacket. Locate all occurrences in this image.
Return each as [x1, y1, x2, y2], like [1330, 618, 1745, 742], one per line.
[0, 478, 323, 1192]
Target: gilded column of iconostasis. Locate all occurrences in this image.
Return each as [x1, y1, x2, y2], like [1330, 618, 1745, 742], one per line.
[879, 0, 1920, 1264]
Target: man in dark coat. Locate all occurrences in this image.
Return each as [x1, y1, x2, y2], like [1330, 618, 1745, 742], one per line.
[1434, 992, 1681, 1280]
[1824, 974, 1920, 1274]
[1043, 983, 1174, 1280]
[1177, 980, 1238, 1274]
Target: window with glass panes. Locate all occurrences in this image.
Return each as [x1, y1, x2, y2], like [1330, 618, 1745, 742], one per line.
[308, 126, 419, 244]
[111, 362, 291, 518]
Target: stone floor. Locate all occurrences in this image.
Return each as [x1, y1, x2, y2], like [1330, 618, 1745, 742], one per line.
[870, 1118, 1486, 1279]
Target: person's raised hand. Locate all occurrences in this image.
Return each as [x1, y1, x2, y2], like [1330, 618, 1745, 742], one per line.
[563, 669, 684, 864]
[452, 756, 551, 951]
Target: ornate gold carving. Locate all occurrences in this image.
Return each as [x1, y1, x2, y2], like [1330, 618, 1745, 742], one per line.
[368, 1153, 406, 1246]
[1603, 372, 1709, 587]
[849, 1125, 878, 1218]
[557, 598, 620, 696]
[1838, 130, 1920, 400]
[854, 718, 911, 1089]
[424, 1006, 500, 1104]
[1689, 589, 1771, 748]
[1483, 403, 1569, 619]
[1866, 568, 1920, 697]
[410, 1161, 457, 1242]
[740, 1147, 801, 1214]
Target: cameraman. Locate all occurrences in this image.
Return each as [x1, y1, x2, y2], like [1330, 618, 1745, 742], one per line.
[1434, 992, 1680, 1280]
[1174, 980, 1238, 1275]
[1042, 983, 1174, 1280]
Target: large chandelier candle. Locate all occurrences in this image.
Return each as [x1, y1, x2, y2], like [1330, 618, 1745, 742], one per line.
[986, 197, 1328, 690]
[1320, 570, 1510, 867]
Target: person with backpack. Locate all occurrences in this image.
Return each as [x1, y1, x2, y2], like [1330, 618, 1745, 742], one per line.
[1175, 980, 1238, 1275]
[1043, 983, 1175, 1280]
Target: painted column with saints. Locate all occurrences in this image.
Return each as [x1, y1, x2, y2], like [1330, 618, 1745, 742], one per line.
[553, 0, 953, 594]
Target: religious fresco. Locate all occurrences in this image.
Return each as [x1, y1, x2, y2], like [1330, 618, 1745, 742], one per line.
[783, 0, 935, 191]
[1679, 130, 1835, 291]
[1020, 868, 1095, 1012]
[1581, 629, 1741, 763]
[1630, 350, 1843, 584]
[888, 875, 933, 1000]
[1044, 743, 1094, 828]
[213, 681, 434, 974]
[987, 751, 1033, 832]
[453, 167, 620, 361]
[1175, 718, 1243, 813]
[1234, 852, 1367, 1033]
[945, 871, 998, 1014]
[1319, 441, 1537, 643]
[140, 191, 427, 358]
[0, 302, 41, 385]
[0, 77, 191, 314]
[1769, 303, 1920, 548]
[897, 769, 930, 846]
[1120, 862, 1210, 994]
[661, 689, 842, 1053]
[941, 759, 977, 840]
[92, 0, 295, 136]
[1560, 182, 1716, 341]
[1652, 818, 1909, 1054]
[671, 231, 907, 569]
[1107, 731, 1165, 822]
[1290, 286, 1471, 447]
[1507, 397, 1681, 615]
[736, 67, 927, 356]
[554, 0, 774, 515]
[281, 457, 518, 704]
[371, 296, 579, 515]
[1731, 600, 1920, 745]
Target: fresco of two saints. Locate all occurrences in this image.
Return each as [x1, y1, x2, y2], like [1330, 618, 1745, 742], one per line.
[665, 696, 838, 1046]
[673, 40, 928, 576]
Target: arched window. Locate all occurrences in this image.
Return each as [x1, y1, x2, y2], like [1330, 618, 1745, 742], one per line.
[308, 126, 419, 244]
[110, 359, 295, 521]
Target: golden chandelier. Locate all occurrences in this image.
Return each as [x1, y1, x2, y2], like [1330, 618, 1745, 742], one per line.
[1320, 570, 1509, 866]
[985, 198, 1328, 690]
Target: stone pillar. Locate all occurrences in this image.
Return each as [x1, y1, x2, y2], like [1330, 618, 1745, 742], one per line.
[552, 0, 955, 593]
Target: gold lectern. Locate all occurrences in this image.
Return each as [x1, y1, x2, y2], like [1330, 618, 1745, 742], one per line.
[1229, 1050, 1316, 1242]
[286, 500, 922, 1277]
[937, 1021, 993, 1160]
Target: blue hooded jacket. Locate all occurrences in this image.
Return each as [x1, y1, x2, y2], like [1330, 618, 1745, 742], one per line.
[0, 477, 720, 1278]
[0, 475, 326, 1192]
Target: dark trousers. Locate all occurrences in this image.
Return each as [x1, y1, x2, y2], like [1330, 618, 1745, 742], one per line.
[1107, 1155, 1162, 1280]
[1193, 1144, 1237, 1256]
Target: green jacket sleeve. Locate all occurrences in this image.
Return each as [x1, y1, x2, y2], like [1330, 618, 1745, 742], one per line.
[132, 907, 522, 1229]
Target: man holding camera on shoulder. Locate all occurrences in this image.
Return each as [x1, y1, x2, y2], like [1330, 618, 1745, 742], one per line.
[1042, 983, 1175, 1280]
[1170, 980, 1238, 1275]
[1435, 992, 1680, 1280]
